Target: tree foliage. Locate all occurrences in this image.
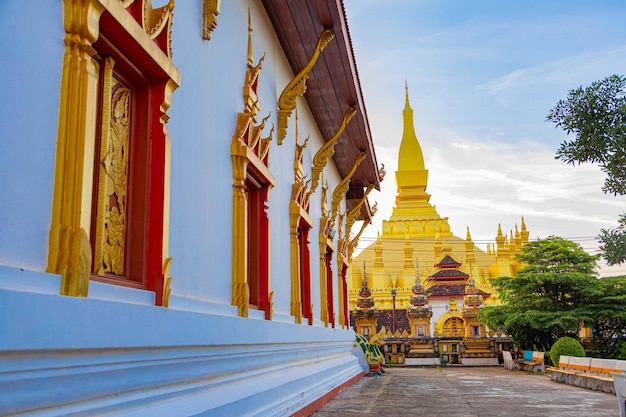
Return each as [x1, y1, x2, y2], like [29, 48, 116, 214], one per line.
[547, 74, 626, 265]
[598, 213, 626, 266]
[547, 74, 626, 195]
[583, 276, 626, 358]
[478, 237, 599, 351]
[479, 236, 626, 356]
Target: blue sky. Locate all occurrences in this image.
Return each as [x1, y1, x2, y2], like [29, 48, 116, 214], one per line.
[344, 0, 626, 276]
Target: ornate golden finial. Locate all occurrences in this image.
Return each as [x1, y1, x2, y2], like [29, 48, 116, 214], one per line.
[247, 9, 253, 66]
[203, 0, 221, 40]
[520, 216, 529, 243]
[277, 29, 335, 144]
[466, 226, 472, 241]
[311, 106, 357, 191]
[242, 12, 265, 115]
[415, 257, 419, 277]
[405, 79, 410, 106]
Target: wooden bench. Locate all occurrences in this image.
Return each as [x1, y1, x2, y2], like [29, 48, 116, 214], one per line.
[513, 350, 545, 373]
[549, 356, 626, 394]
[582, 358, 616, 392]
[548, 355, 576, 383]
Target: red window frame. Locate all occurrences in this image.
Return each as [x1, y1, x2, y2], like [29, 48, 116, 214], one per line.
[87, 12, 170, 304]
[246, 174, 271, 318]
[325, 247, 335, 328]
[298, 222, 312, 325]
[341, 264, 349, 328]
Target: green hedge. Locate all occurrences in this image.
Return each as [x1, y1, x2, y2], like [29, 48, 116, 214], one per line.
[550, 336, 585, 366]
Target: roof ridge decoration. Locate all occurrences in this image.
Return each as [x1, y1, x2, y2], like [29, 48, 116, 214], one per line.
[277, 29, 335, 144]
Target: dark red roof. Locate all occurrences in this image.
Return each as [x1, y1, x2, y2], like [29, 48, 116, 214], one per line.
[429, 269, 469, 281]
[427, 284, 490, 298]
[261, 0, 382, 221]
[435, 254, 462, 268]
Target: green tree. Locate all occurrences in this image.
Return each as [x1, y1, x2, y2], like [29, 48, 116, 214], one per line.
[547, 74, 626, 265]
[582, 275, 626, 358]
[478, 237, 599, 351]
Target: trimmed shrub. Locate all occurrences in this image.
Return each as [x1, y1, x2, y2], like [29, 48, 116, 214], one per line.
[550, 336, 585, 366]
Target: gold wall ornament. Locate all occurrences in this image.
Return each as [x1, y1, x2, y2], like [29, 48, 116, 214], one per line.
[336, 232, 349, 329]
[348, 219, 370, 262]
[379, 163, 386, 181]
[94, 58, 130, 276]
[310, 106, 357, 192]
[244, 10, 265, 115]
[277, 29, 335, 144]
[331, 152, 367, 224]
[162, 257, 172, 307]
[230, 17, 275, 318]
[289, 107, 314, 324]
[318, 181, 331, 327]
[202, 0, 221, 40]
[47, 0, 106, 297]
[50, 0, 180, 299]
[289, 201, 303, 323]
[345, 184, 374, 238]
[142, 0, 174, 39]
[231, 117, 252, 318]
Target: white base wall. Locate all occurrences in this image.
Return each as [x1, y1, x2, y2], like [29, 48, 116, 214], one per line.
[405, 357, 441, 366]
[0, 267, 362, 416]
[461, 358, 500, 366]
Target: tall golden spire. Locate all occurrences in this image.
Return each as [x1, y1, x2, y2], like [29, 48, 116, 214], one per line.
[388, 82, 445, 233]
[398, 81, 425, 172]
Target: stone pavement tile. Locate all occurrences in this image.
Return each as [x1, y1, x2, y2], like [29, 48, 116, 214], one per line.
[312, 366, 620, 417]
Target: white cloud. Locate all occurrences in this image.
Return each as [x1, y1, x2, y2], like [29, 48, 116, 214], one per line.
[345, 0, 626, 276]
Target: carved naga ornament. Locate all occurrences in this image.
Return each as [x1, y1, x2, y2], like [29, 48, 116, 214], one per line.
[345, 184, 374, 238]
[311, 106, 357, 192]
[277, 29, 335, 144]
[331, 152, 367, 226]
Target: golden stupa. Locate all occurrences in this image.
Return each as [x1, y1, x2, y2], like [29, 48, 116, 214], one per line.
[349, 84, 529, 357]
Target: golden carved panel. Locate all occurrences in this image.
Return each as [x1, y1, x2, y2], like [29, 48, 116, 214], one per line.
[442, 317, 465, 337]
[94, 58, 130, 276]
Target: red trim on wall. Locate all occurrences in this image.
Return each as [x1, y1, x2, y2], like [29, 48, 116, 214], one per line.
[145, 84, 167, 305]
[289, 371, 364, 417]
[299, 224, 312, 325]
[247, 177, 271, 319]
[325, 249, 334, 328]
[341, 265, 349, 327]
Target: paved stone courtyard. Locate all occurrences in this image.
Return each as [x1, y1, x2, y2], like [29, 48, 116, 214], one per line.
[312, 366, 620, 416]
